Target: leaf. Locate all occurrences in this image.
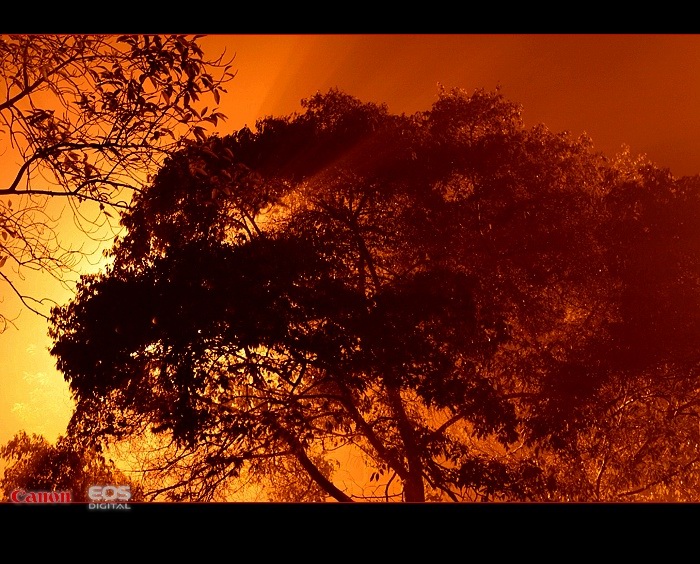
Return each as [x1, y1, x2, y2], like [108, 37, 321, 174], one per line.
[0, 256, 6, 268]
[193, 126, 207, 143]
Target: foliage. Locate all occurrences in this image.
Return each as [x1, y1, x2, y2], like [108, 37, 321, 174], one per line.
[0, 430, 143, 502]
[0, 34, 235, 330]
[49, 86, 700, 501]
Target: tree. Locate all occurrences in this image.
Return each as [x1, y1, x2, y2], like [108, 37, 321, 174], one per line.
[522, 152, 700, 501]
[0, 34, 235, 330]
[49, 87, 700, 501]
[0, 430, 143, 502]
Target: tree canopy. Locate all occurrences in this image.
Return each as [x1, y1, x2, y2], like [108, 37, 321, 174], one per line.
[0, 430, 143, 502]
[0, 34, 235, 330]
[46, 86, 700, 502]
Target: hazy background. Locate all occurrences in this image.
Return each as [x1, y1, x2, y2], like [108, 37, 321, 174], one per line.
[2, 33, 699, 448]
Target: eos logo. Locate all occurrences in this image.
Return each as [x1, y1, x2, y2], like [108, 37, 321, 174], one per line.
[88, 485, 132, 509]
[88, 485, 131, 502]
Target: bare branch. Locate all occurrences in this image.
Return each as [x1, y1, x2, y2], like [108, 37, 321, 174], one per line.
[0, 34, 236, 330]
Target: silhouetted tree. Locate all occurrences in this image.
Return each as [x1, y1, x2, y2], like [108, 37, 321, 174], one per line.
[0, 34, 235, 330]
[49, 87, 700, 501]
[523, 152, 700, 501]
[0, 431, 143, 502]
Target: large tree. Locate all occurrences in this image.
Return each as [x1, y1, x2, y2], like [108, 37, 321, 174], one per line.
[0, 34, 235, 330]
[48, 87, 700, 501]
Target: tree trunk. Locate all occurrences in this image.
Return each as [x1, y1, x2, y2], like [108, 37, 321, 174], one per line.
[386, 385, 426, 502]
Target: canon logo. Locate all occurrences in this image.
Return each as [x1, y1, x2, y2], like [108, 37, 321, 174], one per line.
[10, 489, 72, 503]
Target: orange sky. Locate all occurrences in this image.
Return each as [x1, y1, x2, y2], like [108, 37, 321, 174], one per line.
[2, 33, 700, 452]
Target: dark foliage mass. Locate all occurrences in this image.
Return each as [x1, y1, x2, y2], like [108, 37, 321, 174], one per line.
[0, 430, 143, 502]
[43, 87, 700, 501]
